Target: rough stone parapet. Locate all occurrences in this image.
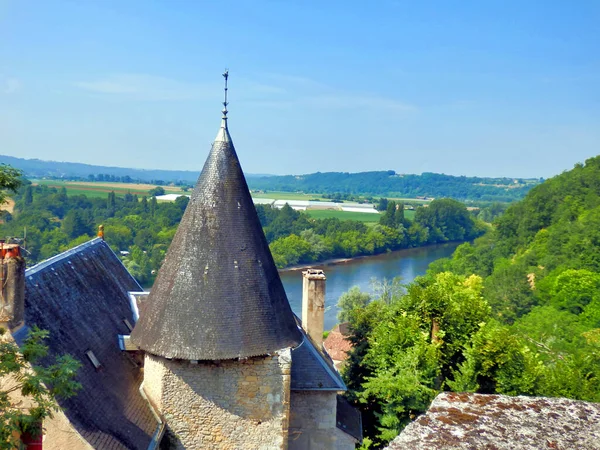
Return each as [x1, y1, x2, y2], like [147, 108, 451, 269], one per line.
[386, 392, 600, 450]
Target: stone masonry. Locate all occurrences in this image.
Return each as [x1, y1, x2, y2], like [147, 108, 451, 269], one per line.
[289, 391, 339, 450]
[143, 349, 292, 449]
[301, 270, 326, 348]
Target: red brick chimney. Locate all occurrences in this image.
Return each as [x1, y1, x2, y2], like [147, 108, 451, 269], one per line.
[301, 269, 326, 348]
[0, 243, 25, 330]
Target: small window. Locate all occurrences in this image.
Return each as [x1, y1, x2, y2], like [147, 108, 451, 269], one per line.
[85, 350, 102, 369]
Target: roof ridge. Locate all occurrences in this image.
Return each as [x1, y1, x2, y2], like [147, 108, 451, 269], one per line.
[26, 238, 102, 276]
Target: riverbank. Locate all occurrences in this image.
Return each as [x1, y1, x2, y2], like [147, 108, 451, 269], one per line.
[279, 241, 464, 273]
[280, 242, 461, 330]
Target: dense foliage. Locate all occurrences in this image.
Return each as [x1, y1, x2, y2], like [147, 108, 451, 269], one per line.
[3, 180, 484, 283]
[249, 170, 539, 202]
[258, 200, 484, 268]
[341, 156, 600, 449]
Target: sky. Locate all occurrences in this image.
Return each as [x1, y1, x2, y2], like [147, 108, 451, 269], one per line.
[0, 0, 598, 178]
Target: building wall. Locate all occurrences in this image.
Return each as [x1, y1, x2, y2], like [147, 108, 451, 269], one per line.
[333, 427, 357, 450]
[289, 391, 353, 450]
[144, 349, 292, 449]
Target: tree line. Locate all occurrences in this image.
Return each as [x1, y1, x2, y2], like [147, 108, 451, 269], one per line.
[248, 170, 539, 202]
[339, 156, 600, 449]
[3, 181, 485, 286]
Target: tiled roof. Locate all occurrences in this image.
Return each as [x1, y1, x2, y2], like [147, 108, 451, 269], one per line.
[323, 325, 353, 362]
[20, 239, 157, 449]
[131, 115, 301, 360]
[386, 392, 600, 450]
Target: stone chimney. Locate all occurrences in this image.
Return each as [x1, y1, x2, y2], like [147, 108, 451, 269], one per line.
[302, 269, 326, 348]
[0, 243, 25, 330]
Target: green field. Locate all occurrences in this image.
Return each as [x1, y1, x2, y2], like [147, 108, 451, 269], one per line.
[405, 210, 416, 220]
[32, 180, 186, 198]
[304, 209, 381, 223]
[250, 191, 330, 201]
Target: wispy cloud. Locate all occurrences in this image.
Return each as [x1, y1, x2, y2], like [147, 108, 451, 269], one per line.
[74, 72, 417, 112]
[2, 77, 22, 94]
[75, 74, 217, 101]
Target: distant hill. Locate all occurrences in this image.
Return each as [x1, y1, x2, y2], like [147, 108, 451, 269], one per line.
[2, 154, 540, 202]
[0, 155, 202, 183]
[248, 171, 541, 202]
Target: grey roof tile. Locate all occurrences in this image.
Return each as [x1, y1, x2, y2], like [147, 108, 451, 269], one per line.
[21, 238, 157, 449]
[336, 395, 363, 442]
[291, 323, 346, 391]
[131, 115, 301, 360]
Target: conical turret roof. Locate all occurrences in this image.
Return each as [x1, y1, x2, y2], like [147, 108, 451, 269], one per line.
[130, 92, 302, 360]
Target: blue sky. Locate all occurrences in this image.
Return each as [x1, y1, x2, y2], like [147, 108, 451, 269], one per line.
[1, 0, 598, 178]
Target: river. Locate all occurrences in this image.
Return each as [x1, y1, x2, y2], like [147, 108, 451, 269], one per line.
[279, 242, 460, 330]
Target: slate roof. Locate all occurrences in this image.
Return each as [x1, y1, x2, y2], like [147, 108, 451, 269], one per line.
[290, 321, 346, 391]
[336, 395, 363, 442]
[18, 238, 157, 449]
[386, 392, 600, 450]
[131, 114, 302, 360]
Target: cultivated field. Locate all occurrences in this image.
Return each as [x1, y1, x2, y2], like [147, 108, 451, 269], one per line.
[305, 209, 381, 223]
[250, 191, 330, 201]
[28, 181, 418, 223]
[33, 180, 187, 198]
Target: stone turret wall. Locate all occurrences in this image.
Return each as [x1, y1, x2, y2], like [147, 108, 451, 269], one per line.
[289, 391, 342, 450]
[144, 349, 292, 449]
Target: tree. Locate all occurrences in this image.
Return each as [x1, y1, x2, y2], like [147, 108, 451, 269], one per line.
[148, 186, 165, 197]
[0, 165, 22, 206]
[23, 186, 33, 205]
[337, 286, 372, 323]
[0, 327, 80, 448]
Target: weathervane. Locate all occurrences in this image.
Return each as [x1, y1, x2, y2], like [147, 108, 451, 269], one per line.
[222, 69, 229, 120]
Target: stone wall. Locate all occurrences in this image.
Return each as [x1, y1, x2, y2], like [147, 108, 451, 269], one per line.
[144, 349, 292, 449]
[333, 427, 357, 450]
[2, 253, 25, 329]
[289, 391, 351, 450]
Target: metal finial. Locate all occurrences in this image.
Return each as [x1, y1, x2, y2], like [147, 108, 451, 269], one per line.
[222, 69, 229, 119]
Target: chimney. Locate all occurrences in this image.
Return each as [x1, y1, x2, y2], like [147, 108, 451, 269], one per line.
[0, 243, 25, 330]
[302, 269, 326, 348]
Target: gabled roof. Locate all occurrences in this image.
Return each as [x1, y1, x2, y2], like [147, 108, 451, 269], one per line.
[19, 238, 157, 449]
[130, 114, 302, 360]
[290, 321, 346, 391]
[386, 392, 600, 450]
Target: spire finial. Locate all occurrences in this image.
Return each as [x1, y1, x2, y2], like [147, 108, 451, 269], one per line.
[222, 69, 229, 120]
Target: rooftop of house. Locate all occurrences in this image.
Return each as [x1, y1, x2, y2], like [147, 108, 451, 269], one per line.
[290, 320, 346, 391]
[386, 392, 600, 450]
[17, 238, 158, 449]
[130, 107, 301, 361]
[323, 323, 353, 364]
